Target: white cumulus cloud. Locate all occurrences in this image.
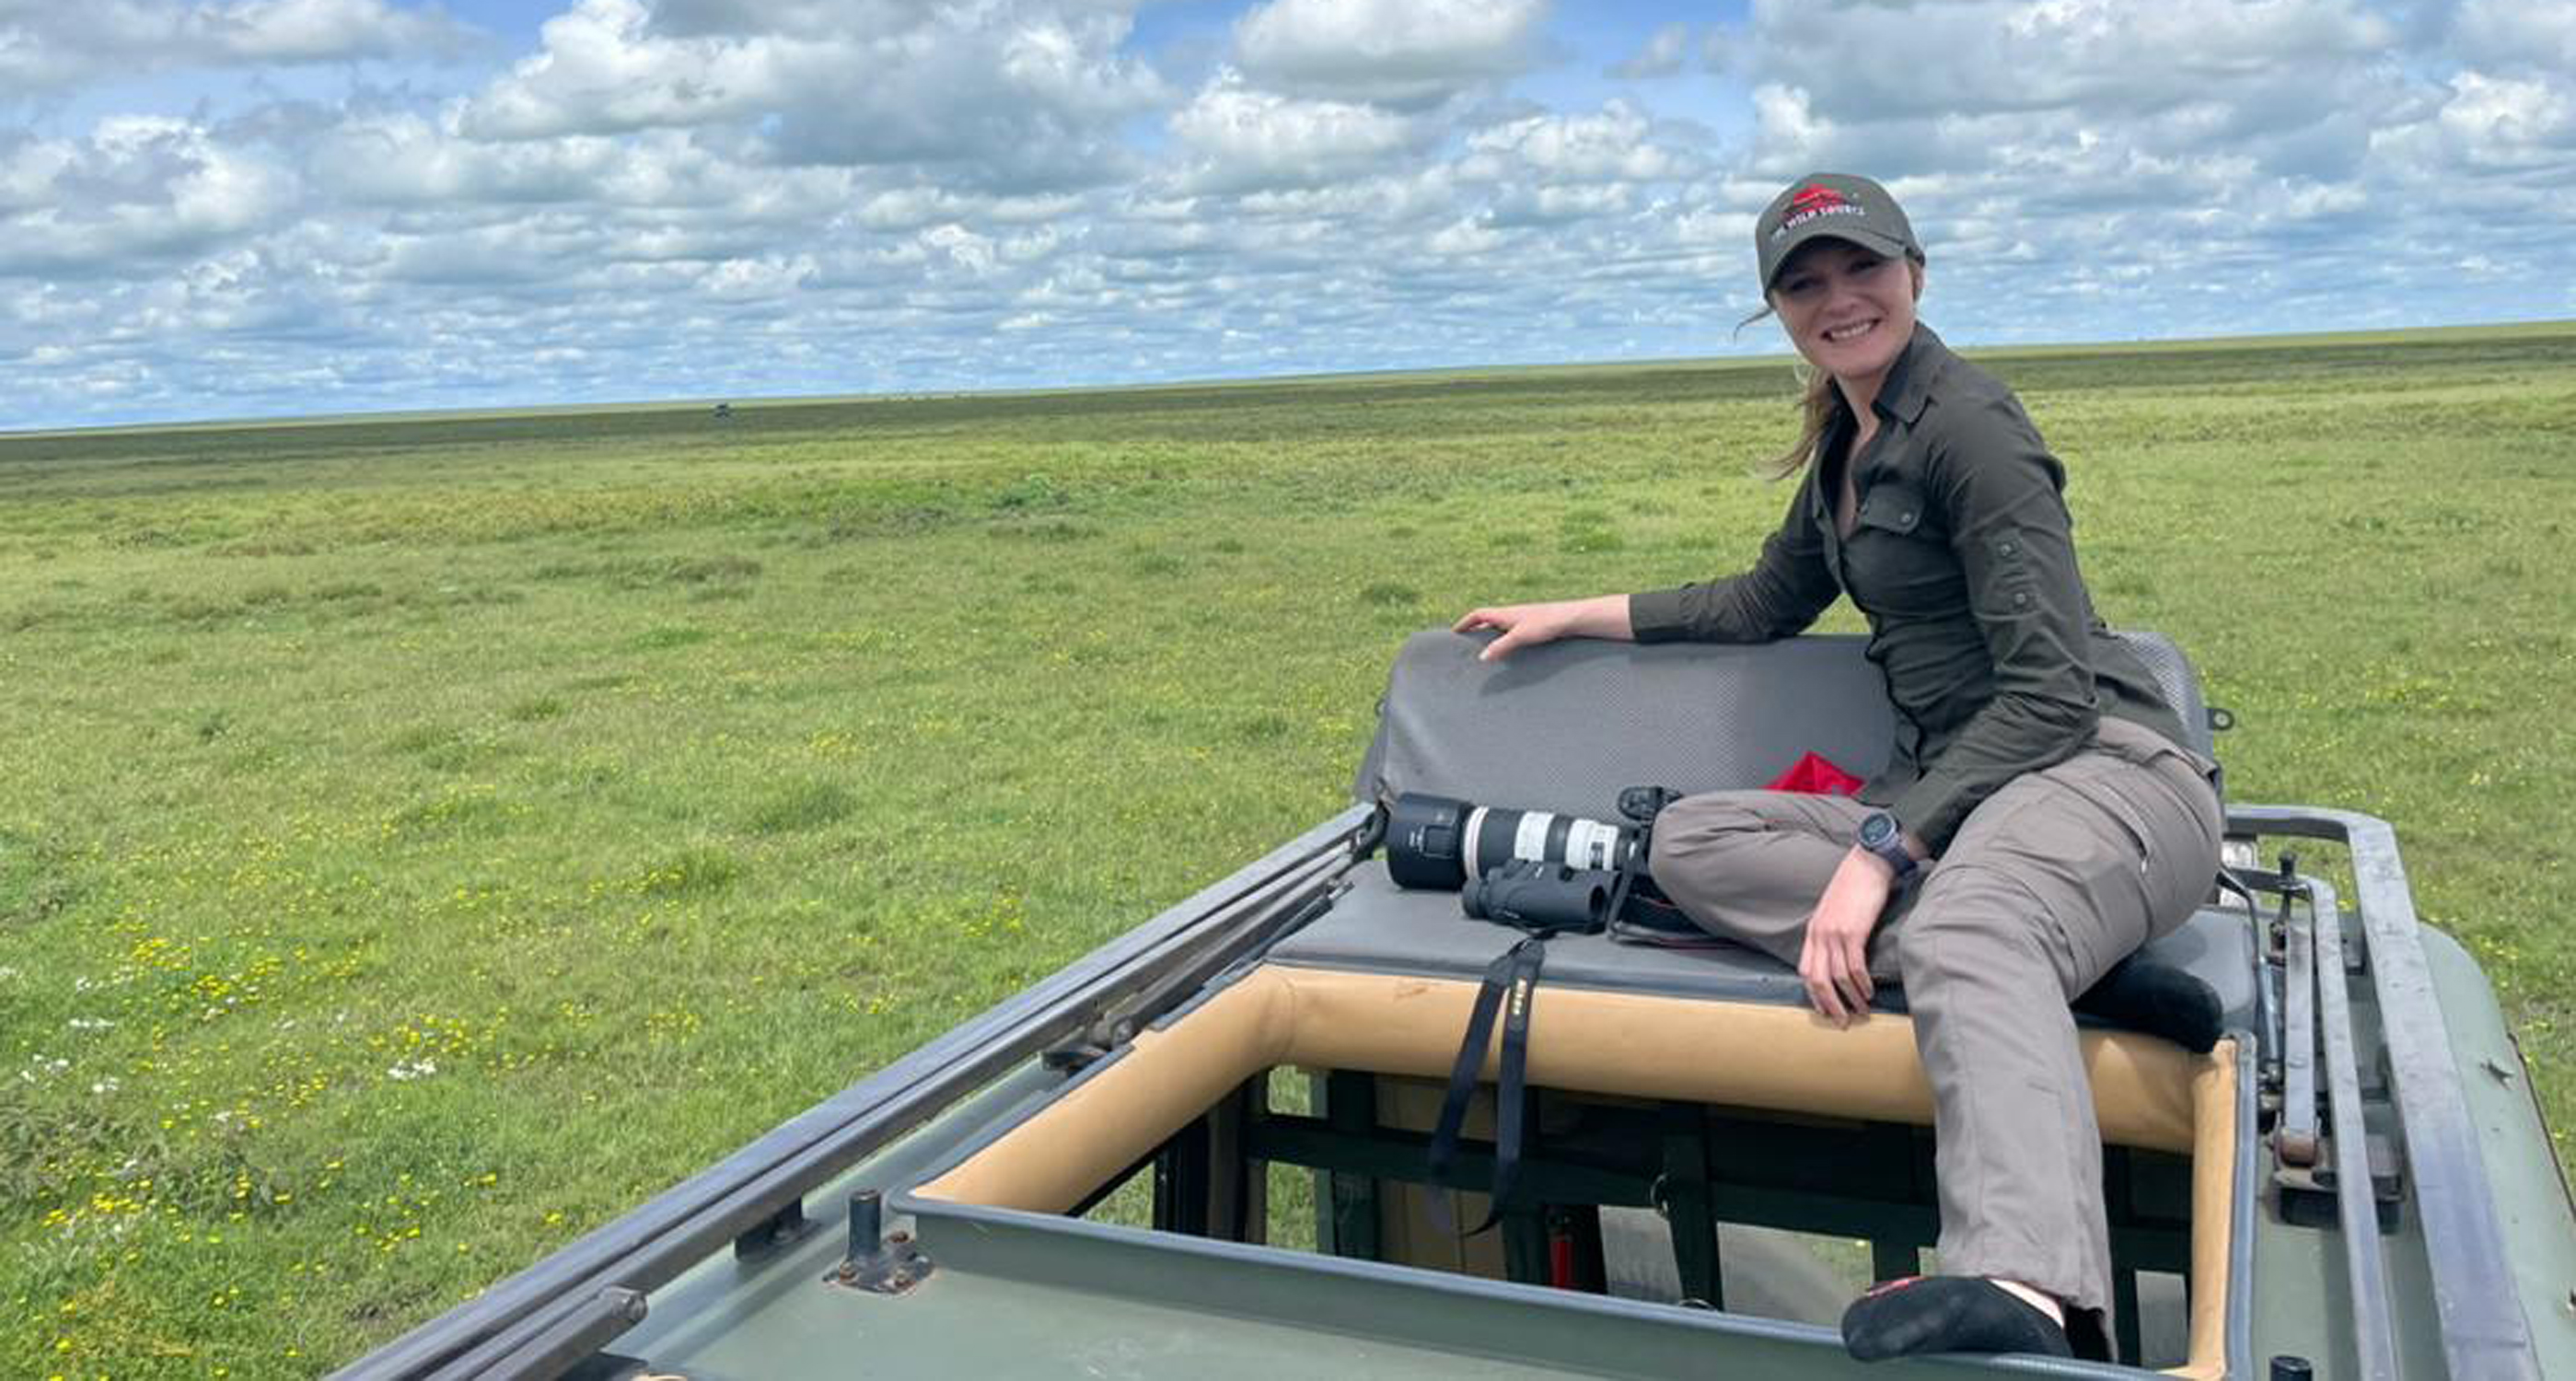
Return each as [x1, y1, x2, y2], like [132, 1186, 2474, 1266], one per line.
[458, 0, 1163, 188]
[3, 0, 2574, 429]
[1167, 68, 1420, 191]
[1607, 21, 1691, 79]
[0, 116, 296, 276]
[2450, 0, 2576, 76]
[0, 0, 478, 94]
[1460, 102, 1700, 184]
[1234, 0, 1547, 107]
[2433, 72, 2576, 171]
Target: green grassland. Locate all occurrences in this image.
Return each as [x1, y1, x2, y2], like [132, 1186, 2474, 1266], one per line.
[4, 324, 2573, 1375]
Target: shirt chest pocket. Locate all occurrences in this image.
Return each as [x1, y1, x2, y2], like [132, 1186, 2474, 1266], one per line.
[1845, 482, 1960, 612]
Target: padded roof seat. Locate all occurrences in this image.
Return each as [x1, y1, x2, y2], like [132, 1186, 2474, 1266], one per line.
[1353, 628, 2217, 820]
[1283, 629, 2253, 1030]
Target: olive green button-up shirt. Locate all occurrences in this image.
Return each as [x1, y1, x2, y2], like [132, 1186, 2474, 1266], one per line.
[1629, 324, 2193, 853]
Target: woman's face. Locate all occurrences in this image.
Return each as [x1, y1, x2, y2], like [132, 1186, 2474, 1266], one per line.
[1768, 238, 1922, 388]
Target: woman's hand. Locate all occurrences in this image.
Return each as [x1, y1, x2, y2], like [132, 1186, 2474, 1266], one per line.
[1800, 848, 1896, 1027]
[1452, 595, 1633, 661]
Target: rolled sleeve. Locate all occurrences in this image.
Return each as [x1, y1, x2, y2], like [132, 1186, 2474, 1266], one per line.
[1630, 482, 1839, 644]
[1889, 397, 2100, 851]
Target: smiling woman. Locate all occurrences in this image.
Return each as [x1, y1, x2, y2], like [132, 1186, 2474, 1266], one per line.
[1452, 171, 2229, 1364]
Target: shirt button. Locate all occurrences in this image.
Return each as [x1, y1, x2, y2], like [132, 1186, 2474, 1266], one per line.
[1899, 510, 1916, 524]
[2000, 540, 2017, 556]
[2013, 591, 2031, 609]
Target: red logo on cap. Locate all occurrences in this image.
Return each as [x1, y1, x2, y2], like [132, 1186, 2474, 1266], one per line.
[1772, 182, 1868, 240]
[1787, 185, 1851, 217]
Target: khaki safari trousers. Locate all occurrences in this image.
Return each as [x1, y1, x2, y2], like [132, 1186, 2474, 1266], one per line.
[1645, 716, 2222, 1320]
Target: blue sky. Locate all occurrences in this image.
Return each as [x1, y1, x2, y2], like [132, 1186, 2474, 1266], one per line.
[3, 0, 2571, 430]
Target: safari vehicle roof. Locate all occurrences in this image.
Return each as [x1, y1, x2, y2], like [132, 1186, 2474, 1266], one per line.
[341, 630, 2571, 1381]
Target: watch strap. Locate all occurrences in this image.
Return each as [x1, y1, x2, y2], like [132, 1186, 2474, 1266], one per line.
[1861, 812, 1919, 881]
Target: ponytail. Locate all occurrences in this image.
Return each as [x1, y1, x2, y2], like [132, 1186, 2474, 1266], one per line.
[1765, 362, 1839, 480]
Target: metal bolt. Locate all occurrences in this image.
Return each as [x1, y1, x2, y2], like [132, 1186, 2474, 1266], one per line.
[850, 1190, 883, 1253]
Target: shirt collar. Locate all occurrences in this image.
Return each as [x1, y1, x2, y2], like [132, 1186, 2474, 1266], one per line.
[1818, 321, 1944, 444]
[1876, 321, 1944, 425]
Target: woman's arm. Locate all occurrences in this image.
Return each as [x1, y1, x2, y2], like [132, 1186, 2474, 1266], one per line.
[1629, 480, 1839, 645]
[1452, 594, 1633, 662]
[1463, 478, 1840, 662]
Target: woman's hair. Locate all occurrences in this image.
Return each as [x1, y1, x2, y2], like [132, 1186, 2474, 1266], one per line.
[1734, 301, 1841, 480]
[1770, 357, 1842, 481]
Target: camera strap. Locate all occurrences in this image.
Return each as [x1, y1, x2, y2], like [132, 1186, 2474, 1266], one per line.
[1426, 933, 1548, 1236]
[1415, 787, 1680, 1236]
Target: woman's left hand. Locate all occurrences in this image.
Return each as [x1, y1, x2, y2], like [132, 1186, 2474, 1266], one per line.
[1800, 850, 1896, 1027]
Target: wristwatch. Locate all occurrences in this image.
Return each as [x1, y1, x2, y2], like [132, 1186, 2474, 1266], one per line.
[1856, 810, 1920, 882]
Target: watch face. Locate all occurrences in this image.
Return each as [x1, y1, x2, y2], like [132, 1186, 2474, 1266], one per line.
[1861, 813, 1895, 847]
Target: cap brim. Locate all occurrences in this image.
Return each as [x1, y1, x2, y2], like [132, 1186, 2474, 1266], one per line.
[1762, 225, 1913, 288]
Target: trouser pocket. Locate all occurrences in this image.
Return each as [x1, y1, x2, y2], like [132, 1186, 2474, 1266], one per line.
[2053, 732, 2222, 946]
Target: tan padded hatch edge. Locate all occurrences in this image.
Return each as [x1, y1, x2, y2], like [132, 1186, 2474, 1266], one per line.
[911, 966, 2236, 1378]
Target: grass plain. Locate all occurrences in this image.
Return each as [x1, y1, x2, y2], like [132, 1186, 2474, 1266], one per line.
[4, 323, 2573, 1376]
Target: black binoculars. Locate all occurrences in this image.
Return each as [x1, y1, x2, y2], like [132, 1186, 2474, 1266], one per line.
[1459, 858, 1617, 932]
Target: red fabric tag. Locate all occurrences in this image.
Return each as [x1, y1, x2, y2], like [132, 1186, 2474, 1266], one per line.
[1765, 750, 1864, 796]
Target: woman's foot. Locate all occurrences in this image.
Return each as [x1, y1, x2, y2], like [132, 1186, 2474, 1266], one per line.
[1840, 1275, 2072, 1361]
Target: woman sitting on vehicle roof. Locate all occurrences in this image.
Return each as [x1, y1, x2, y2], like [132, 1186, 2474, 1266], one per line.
[1452, 171, 2224, 1364]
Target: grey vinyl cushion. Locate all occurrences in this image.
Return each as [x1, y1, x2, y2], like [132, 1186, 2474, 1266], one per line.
[1352, 628, 2213, 820]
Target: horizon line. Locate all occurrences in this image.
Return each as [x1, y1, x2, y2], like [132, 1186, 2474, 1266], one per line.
[7, 316, 2571, 443]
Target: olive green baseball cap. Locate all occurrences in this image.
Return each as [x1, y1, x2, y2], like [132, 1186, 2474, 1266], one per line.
[1755, 172, 1920, 291]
